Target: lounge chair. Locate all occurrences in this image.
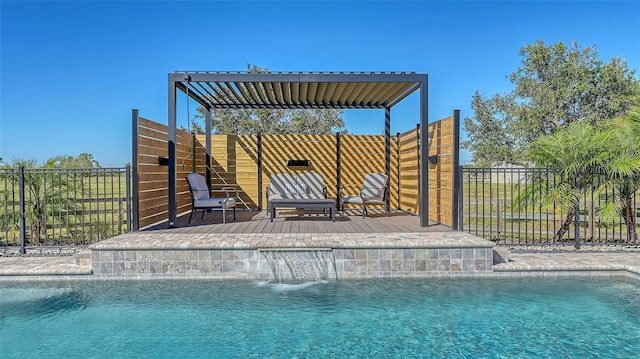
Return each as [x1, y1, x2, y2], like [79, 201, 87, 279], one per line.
[339, 172, 389, 218]
[186, 173, 238, 224]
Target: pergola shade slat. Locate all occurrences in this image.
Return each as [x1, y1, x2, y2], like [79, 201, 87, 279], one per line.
[291, 82, 300, 105]
[353, 82, 379, 106]
[323, 82, 338, 106]
[307, 82, 319, 106]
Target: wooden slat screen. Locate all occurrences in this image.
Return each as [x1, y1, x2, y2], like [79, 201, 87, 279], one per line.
[137, 117, 194, 228]
[197, 134, 259, 209]
[427, 115, 455, 227]
[397, 127, 420, 213]
[136, 115, 455, 227]
[194, 134, 395, 210]
[262, 134, 338, 206]
[340, 135, 398, 210]
[396, 115, 456, 227]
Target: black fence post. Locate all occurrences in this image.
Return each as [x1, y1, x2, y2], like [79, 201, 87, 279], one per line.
[125, 164, 132, 232]
[131, 109, 139, 231]
[452, 110, 461, 230]
[457, 166, 464, 231]
[18, 166, 26, 255]
[574, 206, 581, 249]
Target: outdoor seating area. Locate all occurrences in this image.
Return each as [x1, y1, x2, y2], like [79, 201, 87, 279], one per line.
[266, 171, 331, 221]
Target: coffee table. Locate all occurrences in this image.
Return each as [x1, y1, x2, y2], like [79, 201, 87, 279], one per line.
[269, 198, 336, 222]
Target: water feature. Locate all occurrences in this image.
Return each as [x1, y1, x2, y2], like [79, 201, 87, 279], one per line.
[1, 277, 639, 358]
[259, 248, 337, 281]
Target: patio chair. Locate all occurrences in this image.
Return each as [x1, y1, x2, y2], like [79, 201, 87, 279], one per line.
[339, 172, 389, 218]
[186, 173, 237, 224]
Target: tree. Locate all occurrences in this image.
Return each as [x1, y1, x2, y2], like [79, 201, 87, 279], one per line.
[597, 107, 640, 241]
[524, 122, 606, 245]
[57, 153, 101, 168]
[462, 92, 523, 166]
[0, 156, 86, 245]
[190, 64, 348, 135]
[463, 41, 640, 165]
[523, 106, 640, 245]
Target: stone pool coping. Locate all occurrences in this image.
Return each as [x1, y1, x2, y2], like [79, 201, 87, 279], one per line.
[1, 249, 639, 281]
[87, 232, 493, 250]
[493, 252, 640, 279]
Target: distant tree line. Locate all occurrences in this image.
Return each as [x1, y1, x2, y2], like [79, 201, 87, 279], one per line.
[1, 153, 101, 169]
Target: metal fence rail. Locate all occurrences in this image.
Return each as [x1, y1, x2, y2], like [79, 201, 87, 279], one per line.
[462, 167, 639, 246]
[0, 166, 131, 253]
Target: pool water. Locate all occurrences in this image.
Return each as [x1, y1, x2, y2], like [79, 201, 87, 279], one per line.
[1, 277, 639, 358]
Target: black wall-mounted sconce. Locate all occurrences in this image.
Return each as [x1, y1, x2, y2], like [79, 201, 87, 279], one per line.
[428, 155, 439, 164]
[287, 159, 310, 167]
[158, 156, 169, 166]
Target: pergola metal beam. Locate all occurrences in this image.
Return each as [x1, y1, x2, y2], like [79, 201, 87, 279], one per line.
[170, 72, 421, 110]
[169, 71, 422, 83]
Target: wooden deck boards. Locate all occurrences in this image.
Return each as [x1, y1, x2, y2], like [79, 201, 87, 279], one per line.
[143, 209, 450, 234]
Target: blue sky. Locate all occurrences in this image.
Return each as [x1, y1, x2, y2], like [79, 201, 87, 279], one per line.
[1, 1, 638, 167]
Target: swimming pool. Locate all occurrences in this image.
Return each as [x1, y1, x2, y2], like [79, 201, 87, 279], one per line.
[1, 278, 639, 358]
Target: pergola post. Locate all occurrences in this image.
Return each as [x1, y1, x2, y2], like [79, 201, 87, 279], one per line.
[168, 77, 177, 228]
[384, 106, 391, 212]
[205, 108, 212, 187]
[419, 77, 429, 227]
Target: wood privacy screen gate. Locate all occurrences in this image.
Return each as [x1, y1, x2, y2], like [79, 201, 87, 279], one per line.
[133, 114, 459, 229]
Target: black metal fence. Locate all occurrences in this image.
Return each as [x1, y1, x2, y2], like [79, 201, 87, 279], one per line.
[0, 166, 131, 253]
[461, 167, 640, 246]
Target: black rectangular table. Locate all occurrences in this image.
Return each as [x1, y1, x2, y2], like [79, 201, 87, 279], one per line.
[269, 198, 336, 222]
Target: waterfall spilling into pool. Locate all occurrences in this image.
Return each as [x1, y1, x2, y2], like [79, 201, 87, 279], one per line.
[259, 248, 337, 281]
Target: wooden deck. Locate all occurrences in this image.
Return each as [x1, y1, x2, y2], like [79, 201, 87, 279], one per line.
[142, 209, 452, 234]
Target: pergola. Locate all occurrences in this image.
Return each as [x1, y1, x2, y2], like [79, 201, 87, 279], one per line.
[167, 71, 430, 227]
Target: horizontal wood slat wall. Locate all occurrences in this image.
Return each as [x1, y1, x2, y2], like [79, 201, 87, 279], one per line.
[340, 135, 398, 210]
[262, 134, 338, 206]
[396, 115, 456, 227]
[398, 128, 420, 213]
[201, 134, 396, 210]
[136, 114, 456, 228]
[137, 117, 194, 228]
[197, 134, 259, 210]
[427, 115, 455, 227]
